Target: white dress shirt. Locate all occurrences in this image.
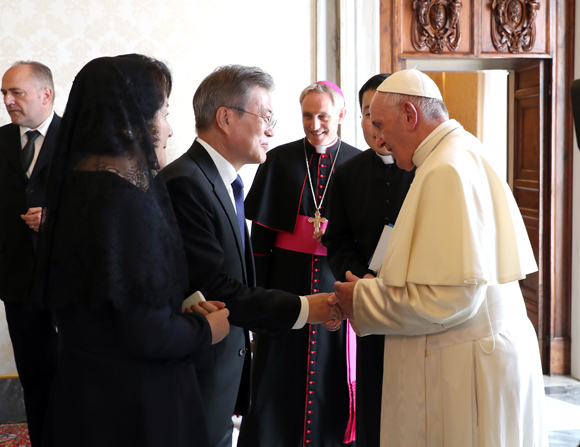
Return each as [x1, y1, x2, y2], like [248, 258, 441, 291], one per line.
[20, 111, 55, 178]
[196, 137, 309, 329]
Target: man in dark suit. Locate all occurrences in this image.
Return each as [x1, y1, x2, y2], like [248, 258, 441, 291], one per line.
[0, 61, 60, 446]
[321, 74, 415, 447]
[162, 65, 340, 447]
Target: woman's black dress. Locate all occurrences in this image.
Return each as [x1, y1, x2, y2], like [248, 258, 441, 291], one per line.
[43, 172, 212, 447]
[35, 55, 214, 447]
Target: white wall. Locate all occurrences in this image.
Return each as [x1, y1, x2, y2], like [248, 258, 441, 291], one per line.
[479, 70, 509, 181]
[0, 0, 316, 376]
[571, 0, 580, 380]
[338, 0, 380, 149]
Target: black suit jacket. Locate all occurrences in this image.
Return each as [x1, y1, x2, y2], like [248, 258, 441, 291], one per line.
[0, 115, 61, 304]
[163, 140, 301, 445]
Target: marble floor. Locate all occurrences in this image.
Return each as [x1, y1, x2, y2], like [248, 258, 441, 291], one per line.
[230, 376, 580, 447]
[545, 375, 580, 446]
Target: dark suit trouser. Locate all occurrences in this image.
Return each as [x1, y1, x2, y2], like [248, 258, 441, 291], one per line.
[4, 302, 57, 447]
[212, 420, 233, 447]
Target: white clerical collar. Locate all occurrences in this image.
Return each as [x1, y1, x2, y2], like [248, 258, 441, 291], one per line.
[412, 119, 462, 168]
[308, 137, 338, 154]
[19, 110, 54, 139]
[377, 153, 395, 165]
[196, 137, 237, 187]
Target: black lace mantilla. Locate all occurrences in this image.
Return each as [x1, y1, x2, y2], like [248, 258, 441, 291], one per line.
[33, 55, 186, 310]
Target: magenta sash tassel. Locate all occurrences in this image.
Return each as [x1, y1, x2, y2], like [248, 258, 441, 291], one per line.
[344, 321, 356, 443]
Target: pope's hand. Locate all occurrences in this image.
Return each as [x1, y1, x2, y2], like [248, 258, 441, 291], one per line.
[333, 270, 360, 318]
[306, 293, 346, 329]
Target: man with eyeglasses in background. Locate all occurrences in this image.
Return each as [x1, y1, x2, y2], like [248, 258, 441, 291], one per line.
[240, 81, 360, 447]
[163, 66, 342, 447]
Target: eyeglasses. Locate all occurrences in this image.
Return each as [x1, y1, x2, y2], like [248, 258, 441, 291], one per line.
[227, 107, 277, 130]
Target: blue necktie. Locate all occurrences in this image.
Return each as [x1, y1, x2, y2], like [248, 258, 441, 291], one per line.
[232, 175, 245, 252]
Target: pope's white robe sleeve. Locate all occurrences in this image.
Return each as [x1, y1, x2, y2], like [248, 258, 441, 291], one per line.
[352, 278, 488, 337]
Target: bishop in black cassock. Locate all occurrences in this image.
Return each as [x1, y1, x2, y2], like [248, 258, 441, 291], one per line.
[240, 81, 360, 447]
[243, 137, 359, 447]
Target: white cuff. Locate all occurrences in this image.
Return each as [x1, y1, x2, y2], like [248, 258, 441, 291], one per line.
[292, 296, 309, 329]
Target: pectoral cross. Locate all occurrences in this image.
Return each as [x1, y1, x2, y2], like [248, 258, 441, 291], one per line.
[308, 210, 327, 233]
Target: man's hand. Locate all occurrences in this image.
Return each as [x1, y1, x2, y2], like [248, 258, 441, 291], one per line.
[333, 270, 360, 318]
[20, 207, 42, 232]
[185, 300, 230, 345]
[313, 228, 326, 243]
[306, 293, 346, 332]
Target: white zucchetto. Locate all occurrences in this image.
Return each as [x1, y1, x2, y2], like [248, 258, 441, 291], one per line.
[377, 68, 443, 101]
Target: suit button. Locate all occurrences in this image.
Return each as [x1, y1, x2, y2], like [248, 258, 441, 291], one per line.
[238, 349, 247, 356]
[26, 188, 34, 194]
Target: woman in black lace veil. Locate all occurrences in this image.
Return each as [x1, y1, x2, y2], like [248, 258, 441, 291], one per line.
[35, 54, 229, 447]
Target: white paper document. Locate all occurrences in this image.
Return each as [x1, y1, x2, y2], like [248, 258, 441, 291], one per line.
[182, 290, 206, 312]
[368, 224, 394, 273]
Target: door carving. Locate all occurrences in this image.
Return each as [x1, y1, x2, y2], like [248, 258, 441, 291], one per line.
[411, 0, 463, 53]
[491, 0, 541, 53]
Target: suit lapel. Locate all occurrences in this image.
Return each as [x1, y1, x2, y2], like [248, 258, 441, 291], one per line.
[188, 141, 248, 282]
[0, 124, 27, 180]
[30, 115, 60, 180]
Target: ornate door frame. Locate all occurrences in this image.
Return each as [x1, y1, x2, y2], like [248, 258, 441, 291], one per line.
[378, 0, 574, 374]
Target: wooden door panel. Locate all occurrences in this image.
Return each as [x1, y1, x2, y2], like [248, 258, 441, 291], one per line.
[511, 61, 547, 362]
[380, 0, 573, 378]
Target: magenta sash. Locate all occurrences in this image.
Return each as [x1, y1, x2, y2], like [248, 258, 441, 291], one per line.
[275, 214, 356, 441]
[344, 323, 357, 443]
[274, 215, 328, 255]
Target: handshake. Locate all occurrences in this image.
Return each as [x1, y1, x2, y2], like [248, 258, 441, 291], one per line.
[187, 271, 362, 343]
[306, 271, 360, 332]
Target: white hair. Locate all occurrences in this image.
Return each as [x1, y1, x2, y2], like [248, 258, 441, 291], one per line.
[381, 92, 449, 121]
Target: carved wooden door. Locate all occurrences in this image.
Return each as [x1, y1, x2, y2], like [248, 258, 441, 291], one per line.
[511, 60, 550, 368]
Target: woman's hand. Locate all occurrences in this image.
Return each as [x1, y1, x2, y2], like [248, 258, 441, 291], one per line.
[185, 301, 230, 345]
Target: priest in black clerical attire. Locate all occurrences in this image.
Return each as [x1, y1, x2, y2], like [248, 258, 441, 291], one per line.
[241, 81, 360, 447]
[322, 74, 415, 447]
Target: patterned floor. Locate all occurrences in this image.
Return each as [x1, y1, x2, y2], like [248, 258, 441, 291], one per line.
[1, 376, 579, 446]
[545, 375, 580, 446]
[0, 423, 30, 447]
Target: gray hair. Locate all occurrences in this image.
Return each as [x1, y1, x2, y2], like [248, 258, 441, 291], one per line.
[193, 65, 274, 132]
[299, 82, 345, 109]
[381, 92, 448, 121]
[11, 60, 55, 103]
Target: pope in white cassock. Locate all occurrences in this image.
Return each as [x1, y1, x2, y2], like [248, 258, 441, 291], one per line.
[333, 68, 547, 447]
